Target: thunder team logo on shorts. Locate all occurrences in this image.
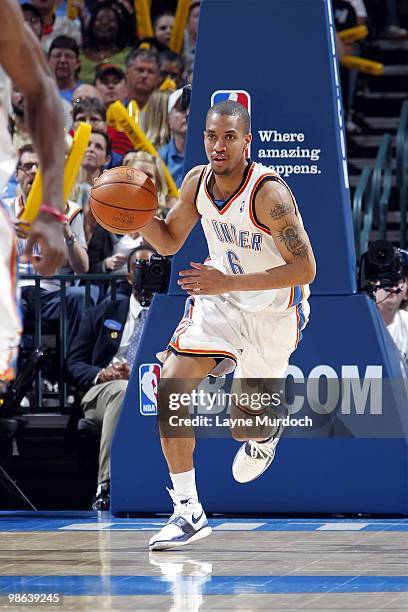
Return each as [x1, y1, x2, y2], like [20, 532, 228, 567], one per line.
[211, 90, 252, 156]
[139, 363, 161, 416]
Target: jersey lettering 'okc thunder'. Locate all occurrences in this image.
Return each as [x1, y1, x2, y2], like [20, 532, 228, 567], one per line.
[195, 160, 310, 313]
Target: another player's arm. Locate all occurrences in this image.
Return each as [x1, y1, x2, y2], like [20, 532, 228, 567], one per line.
[138, 166, 203, 256]
[0, 1, 64, 213]
[0, 0, 66, 276]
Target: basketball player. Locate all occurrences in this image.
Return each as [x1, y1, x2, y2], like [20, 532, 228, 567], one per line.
[0, 0, 66, 387]
[139, 100, 316, 550]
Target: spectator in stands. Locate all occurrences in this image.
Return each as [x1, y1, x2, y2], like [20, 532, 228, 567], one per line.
[66, 244, 156, 511]
[376, 275, 408, 361]
[9, 86, 31, 151]
[153, 12, 174, 48]
[144, 89, 171, 150]
[157, 88, 187, 189]
[71, 128, 112, 243]
[21, 2, 43, 40]
[80, 1, 132, 83]
[8, 144, 91, 349]
[123, 150, 168, 217]
[31, 0, 82, 52]
[72, 97, 106, 132]
[125, 48, 161, 112]
[159, 49, 185, 88]
[48, 35, 82, 104]
[72, 83, 104, 105]
[183, 1, 200, 71]
[94, 63, 128, 108]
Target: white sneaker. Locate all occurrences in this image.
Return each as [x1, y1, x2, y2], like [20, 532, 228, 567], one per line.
[232, 422, 284, 483]
[149, 489, 212, 551]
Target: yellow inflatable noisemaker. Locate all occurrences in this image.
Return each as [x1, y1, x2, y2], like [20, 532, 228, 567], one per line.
[20, 122, 92, 225]
[108, 101, 179, 198]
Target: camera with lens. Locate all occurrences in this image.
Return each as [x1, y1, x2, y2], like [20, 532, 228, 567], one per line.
[359, 240, 408, 298]
[180, 84, 191, 112]
[132, 254, 171, 306]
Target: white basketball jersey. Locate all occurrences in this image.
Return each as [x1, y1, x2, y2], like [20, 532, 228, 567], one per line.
[0, 66, 17, 193]
[195, 160, 310, 313]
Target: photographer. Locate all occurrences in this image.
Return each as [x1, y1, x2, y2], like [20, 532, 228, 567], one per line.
[361, 240, 408, 361]
[65, 244, 170, 510]
[375, 279, 408, 361]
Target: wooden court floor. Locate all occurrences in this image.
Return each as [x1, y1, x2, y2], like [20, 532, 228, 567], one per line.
[0, 513, 407, 610]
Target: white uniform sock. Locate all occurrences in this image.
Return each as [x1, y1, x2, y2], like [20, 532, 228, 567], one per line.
[170, 469, 198, 501]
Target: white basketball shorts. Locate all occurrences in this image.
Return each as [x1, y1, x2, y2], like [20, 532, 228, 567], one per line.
[159, 294, 309, 378]
[0, 205, 21, 382]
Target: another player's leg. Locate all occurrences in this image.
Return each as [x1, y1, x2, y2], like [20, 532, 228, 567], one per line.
[0, 210, 21, 394]
[149, 352, 215, 551]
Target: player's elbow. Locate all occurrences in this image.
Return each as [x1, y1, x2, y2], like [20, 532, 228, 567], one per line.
[302, 261, 316, 284]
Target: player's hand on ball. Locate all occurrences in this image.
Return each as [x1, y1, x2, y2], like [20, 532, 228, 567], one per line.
[178, 262, 229, 295]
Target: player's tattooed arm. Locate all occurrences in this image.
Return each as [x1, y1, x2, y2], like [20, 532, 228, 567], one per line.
[269, 201, 293, 221]
[276, 222, 310, 261]
[255, 180, 316, 285]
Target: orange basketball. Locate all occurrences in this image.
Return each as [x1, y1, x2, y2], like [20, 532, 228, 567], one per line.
[90, 166, 157, 234]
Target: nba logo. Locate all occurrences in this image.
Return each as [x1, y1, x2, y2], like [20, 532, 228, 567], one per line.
[211, 90, 251, 157]
[139, 363, 161, 416]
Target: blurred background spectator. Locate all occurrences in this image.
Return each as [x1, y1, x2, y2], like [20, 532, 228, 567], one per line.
[183, 0, 200, 72]
[48, 35, 81, 103]
[94, 62, 128, 107]
[31, 0, 82, 52]
[158, 49, 185, 88]
[21, 2, 44, 39]
[125, 48, 161, 115]
[144, 89, 171, 150]
[153, 11, 174, 47]
[66, 244, 156, 511]
[79, 0, 132, 83]
[157, 87, 188, 189]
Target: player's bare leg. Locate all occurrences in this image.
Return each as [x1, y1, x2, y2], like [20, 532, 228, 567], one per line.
[149, 352, 215, 551]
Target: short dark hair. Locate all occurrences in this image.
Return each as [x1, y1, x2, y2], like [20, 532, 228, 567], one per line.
[125, 47, 160, 69]
[48, 35, 79, 58]
[206, 100, 251, 134]
[17, 143, 35, 167]
[21, 3, 43, 24]
[88, 1, 128, 50]
[158, 49, 185, 71]
[90, 127, 112, 159]
[189, 1, 201, 16]
[73, 97, 106, 121]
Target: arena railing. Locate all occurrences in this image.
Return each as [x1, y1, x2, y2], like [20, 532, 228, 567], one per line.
[396, 99, 408, 249]
[352, 132, 393, 258]
[19, 273, 127, 413]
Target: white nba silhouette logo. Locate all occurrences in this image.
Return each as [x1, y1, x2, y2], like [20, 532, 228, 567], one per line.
[139, 363, 161, 415]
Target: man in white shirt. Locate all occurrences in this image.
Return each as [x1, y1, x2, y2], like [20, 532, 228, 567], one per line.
[66, 245, 157, 510]
[376, 279, 408, 361]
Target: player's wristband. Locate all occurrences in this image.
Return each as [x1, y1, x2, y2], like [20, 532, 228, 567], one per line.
[39, 204, 66, 223]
